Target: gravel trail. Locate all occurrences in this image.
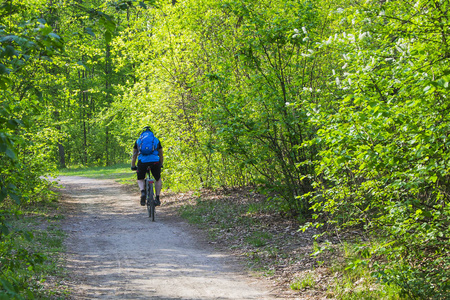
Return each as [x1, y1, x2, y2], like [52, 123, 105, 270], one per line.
[58, 176, 277, 300]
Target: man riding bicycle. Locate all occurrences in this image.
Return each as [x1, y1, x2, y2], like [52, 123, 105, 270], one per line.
[131, 126, 163, 206]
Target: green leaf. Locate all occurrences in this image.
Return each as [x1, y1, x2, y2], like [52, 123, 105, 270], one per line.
[104, 19, 116, 32]
[5, 147, 16, 159]
[0, 285, 15, 298]
[48, 32, 61, 40]
[423, 85, 435, 94]
[422, 210, 432, 218]
[0, 35, 18, 43]
[105, 31, 112, 44]
[77, 61, 89, 71]
[10, 192, 20, 205]
[85, 27, 95, 37]
[40, 25, 53, 36]
[0, 64, 9, 75]
[4, 45, 15, 57]
[48, 33, 64, 49]
[0, 225, 10, 237]
[23, 231, 34, 241]
[0, 187, 7, 202]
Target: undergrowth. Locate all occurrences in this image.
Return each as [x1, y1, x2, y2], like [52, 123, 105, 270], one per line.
[177, 189, 406, 300]
[0, 191, 69, 299]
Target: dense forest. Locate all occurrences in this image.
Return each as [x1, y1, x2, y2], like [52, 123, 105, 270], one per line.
[1, 0, 449, 298]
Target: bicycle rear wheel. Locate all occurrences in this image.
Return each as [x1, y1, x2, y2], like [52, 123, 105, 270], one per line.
[146, 180, 155, 221]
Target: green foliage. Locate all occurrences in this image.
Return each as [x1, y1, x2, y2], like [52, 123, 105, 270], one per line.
[0, 0, 121, 297]
[107, 3, 449, 296]
[0, 203, 67, 299]
[307, 1, 450, 298]
[324, 242, 404, 300]
[1, 0, 449, 298]
[290, 271, 316, 290]
[108, 0, 333, 213]
[245, 231, 272, 247]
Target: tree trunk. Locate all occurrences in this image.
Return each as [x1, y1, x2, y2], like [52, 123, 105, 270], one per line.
[53, 111, 66, 168]
[83, 92, 88, 165]
[105, 41, 111, 165]
[105, 126, 109, 165]
[58, 143, 66, 168]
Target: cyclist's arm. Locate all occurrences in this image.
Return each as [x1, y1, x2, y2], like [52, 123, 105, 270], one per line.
[131, 148, 138, 168]
[158, 148, 164, 166]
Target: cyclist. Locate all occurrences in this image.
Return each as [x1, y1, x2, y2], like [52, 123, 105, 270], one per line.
[131, 126, 163, 206]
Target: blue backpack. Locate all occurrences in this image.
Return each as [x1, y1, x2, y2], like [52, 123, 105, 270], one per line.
[138, 130, 156, 155]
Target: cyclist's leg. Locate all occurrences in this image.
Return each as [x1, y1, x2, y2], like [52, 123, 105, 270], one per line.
[150, 163, 162, 205]
[137, 161, 147, 187]
[137, 161, 148, 205]
[155, 179, 162, 196]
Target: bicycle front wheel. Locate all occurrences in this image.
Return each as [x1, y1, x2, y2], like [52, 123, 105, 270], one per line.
[149, 200, 155, 221]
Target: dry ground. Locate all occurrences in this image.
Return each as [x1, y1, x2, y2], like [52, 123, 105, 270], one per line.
[57, 176, 350, 299]
[58, 176, 282, 299]
[159, 188, 349, 300]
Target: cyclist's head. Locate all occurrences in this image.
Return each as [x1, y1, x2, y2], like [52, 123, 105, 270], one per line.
[142, 126, 152, 132]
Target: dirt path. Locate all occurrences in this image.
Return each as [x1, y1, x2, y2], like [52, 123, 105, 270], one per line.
[58, 176, 278, 300]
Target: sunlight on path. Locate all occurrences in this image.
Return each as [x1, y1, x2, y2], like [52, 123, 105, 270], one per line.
[58, 176, 277, 300]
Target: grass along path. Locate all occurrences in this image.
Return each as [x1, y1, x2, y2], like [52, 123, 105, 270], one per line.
[1, 198, 69, 298]
[58, 163, 134, 184]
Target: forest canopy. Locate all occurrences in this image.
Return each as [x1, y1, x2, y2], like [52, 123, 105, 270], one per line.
[1, 0, 449, 298]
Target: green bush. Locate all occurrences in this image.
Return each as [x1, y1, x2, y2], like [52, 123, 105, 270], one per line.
[308, 1, 450, 298]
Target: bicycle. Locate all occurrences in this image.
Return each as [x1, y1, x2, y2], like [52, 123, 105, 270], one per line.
[145, 168, 156, 221]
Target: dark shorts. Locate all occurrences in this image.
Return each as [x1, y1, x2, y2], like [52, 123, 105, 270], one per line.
[137, 161, 161, 181]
